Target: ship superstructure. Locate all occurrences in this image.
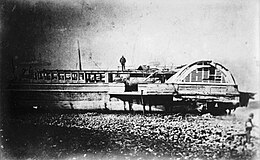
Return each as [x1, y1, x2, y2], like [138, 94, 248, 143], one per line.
[6, 60, 254, 114]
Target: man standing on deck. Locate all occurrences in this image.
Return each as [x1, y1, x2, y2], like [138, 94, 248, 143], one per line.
[120, 56, 126, 71]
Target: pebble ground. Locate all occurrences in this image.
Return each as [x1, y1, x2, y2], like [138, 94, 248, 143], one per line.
[0, 105, 259, 160]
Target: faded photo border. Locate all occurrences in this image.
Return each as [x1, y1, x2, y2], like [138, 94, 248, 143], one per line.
[0, 0, 259, 160]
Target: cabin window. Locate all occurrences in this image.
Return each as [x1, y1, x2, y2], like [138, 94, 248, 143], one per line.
[65, 73, 71, 80]
[90, 74, 95, 82]
[184, 74, 190, 82]
[191, 70, 200, 82]
[215, 70, 221, 83]
[72, 73, 78, 80]
[108, 73, 113, 82]
[42, 73, 46, 79]
[203, 69, 209, 82]
[33, 73, 37, 80]
[101, 73, 105, 82]
[222, 76, 226, 83]
[46, 73, 51, 80]
[79, 73, 84, 80]
[85, 73, 90, 82]
[38, 73, 43, 79]
[58, 73, 65, 80]
[209, 67, 215, 75]
[52, 73, 58, 80]
[209, 76, 214, 80]
[96, 74, 100, 81]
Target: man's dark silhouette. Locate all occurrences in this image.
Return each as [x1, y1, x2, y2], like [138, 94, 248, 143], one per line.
[245, 113, 254, 143]
[120, 56, 126, 71]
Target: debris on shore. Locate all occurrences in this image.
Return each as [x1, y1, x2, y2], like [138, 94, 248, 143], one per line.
[1, 112, 259, 160]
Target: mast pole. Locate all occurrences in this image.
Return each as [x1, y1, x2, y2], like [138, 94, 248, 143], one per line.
[77, 40, 82, 70]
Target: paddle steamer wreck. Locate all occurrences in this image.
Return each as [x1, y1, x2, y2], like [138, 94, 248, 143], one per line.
[7, 60, 254, 114]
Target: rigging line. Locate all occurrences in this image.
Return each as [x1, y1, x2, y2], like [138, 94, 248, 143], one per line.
[90, 59, 101, 70]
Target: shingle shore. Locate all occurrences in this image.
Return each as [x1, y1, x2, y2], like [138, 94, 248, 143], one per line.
[1, 112, 259, 160]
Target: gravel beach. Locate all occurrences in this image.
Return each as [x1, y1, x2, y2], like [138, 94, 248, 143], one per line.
[0, 102, 259, 160]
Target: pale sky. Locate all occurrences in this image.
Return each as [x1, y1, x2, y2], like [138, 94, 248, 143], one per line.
[1, 0, 260, 95]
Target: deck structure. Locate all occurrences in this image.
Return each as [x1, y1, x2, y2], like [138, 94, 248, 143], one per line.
[6, 60, 254, 114]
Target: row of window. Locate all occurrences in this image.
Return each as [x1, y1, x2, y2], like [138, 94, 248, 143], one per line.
[33, 72, 106, 83]
[183, 67, 226, 83]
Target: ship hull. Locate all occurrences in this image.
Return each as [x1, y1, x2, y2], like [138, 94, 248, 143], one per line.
[7, 83, 114, 110]
[4, 60, 254, 114]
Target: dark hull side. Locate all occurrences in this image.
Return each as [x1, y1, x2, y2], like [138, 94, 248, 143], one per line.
[4, 83, 204, 112]
[9, 91, 108, 110]
[4, 82, 249, 114]
[6, 83, 113, 110]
